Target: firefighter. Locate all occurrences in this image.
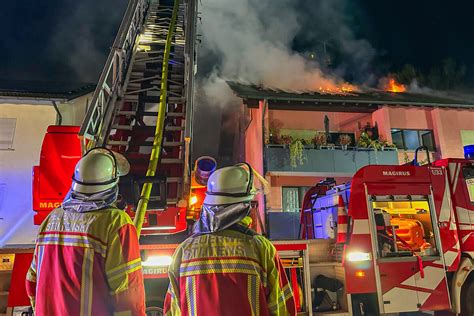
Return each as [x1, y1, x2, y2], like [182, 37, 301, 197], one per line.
[163, 163, 297, 316]
[25, 148, 146, 316]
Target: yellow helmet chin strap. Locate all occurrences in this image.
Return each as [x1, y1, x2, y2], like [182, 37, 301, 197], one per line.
[247, 165, 270, 195]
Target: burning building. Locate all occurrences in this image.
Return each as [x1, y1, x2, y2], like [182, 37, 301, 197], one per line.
[228, 82, 474, 237]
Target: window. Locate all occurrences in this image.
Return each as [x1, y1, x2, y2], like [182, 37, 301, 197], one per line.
[460, 130, 474, 147]
[370, 195, 439, 259]
[0, 118, 16, 150]
[391, 129, 436, 151]
[282, 187, 309, 212]
[463, 166, 474, 204]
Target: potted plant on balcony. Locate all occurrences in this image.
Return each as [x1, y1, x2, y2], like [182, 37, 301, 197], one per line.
[338, 134, 352, 150]
[313, 132, 327, 149]
[280, 134, 293, 146]
[357, 132, 382, 150]
[289, 138, 306, 168]
[378, 136, 397, 151]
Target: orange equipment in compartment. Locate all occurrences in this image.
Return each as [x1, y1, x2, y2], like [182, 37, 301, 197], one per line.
[390, 218, 425, 250]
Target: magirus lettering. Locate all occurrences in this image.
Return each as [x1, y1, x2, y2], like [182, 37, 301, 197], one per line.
[382, 171, 411, 176]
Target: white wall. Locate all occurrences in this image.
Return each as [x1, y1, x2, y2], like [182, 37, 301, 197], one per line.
[0, 94, 91, 247]
[0, 104, 56, 246]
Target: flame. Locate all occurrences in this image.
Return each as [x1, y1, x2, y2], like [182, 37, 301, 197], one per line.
[317, 83, 358, 95]
[385, 77, 406, 93]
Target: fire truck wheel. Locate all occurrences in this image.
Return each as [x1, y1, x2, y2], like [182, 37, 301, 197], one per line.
[460, 273, 474, 316]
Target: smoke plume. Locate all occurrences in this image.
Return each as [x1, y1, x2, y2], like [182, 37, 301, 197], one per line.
[48, 0, 127, 82]
[198, 0, 377, 105]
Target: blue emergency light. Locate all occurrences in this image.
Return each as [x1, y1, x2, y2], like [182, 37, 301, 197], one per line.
[464, 145, 474, 159]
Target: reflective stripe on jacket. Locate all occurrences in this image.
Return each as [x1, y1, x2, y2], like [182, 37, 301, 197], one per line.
[163, 221, 296, 316]
[25, 207, 146, 316]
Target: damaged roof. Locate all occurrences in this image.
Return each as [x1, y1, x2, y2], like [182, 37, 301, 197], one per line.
[228, 81, 474, 112]
[0, 80, 96, 101]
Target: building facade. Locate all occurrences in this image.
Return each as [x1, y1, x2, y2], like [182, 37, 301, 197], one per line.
[0, 81, 94, 247]
[230, 83, 474, 235]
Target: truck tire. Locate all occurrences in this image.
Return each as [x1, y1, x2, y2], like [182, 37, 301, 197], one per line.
[460, 273, 474, 316]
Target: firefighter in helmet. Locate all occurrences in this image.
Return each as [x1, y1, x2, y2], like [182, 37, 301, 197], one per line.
[164, 163, 296, 316]
[26, 148, 146, 316]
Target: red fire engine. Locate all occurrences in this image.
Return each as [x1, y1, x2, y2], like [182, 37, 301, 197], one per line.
[301, 152, 474, 315]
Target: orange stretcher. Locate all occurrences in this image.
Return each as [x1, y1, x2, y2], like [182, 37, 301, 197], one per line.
[390, 218, 426, 250]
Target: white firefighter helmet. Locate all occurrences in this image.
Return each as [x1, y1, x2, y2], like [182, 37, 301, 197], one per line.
[71, 148, 130, 194]
[203, 163, 256, 205]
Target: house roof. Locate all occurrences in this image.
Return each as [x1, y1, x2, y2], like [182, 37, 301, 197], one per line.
[0, 80, 96, 101]
[228, 82, 474, 112]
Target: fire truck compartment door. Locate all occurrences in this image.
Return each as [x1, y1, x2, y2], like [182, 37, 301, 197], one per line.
[367, 183, 452, 313]
[378, 258, 450, 313]
[378, 261, 420, 313]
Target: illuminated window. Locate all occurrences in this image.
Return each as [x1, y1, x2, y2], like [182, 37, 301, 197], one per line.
[391, 129, 435, 151]
[0, 118, 16, 150]
[463, 166, 474, 204]
[282, 187, 309, 212]
[370, 195, 439, 259]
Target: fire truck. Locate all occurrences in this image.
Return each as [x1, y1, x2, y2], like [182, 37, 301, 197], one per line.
[301, 150, 474, 315]
[5, 0, 311, 314]
[3, 0, 473, 314]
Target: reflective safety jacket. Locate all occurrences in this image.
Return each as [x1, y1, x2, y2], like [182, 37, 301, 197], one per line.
[163, 220, 296, 316]
[25, 207, 146, 316]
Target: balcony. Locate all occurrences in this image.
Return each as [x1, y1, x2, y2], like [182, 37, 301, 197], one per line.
[264, 145, 399, 174]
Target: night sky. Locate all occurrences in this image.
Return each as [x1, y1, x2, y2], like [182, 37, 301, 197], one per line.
[356, 0, 474, 79]
[1, 0, 473, 86]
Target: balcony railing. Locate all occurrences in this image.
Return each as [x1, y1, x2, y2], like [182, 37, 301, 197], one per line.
[265, 145, 399, 173]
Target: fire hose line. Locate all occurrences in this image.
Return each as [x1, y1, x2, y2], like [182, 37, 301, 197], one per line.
[134, 0, 180, 236]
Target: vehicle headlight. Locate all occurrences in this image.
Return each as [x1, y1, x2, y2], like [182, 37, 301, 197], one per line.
[347, 252, 371, 262]
[142, 255, 173, 267]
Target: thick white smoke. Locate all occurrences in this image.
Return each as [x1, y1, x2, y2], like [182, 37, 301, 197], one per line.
[198, 0, 366, 107]
[199, 0, 374, 104]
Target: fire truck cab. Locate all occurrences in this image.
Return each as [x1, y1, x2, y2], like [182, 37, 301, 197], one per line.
[302, 158, 474, 315]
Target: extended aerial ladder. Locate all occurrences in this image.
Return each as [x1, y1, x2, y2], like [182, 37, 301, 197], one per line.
[80, 0, 197, 236]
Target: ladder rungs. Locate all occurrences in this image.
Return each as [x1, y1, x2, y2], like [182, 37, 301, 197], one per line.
[161, 158, 184, 164]
[112, 125, 133, 131]
[117, 111, 136, 116]
[165, 126, 185, 131]
[167, 177, 182, 183]
[117, 111, 184, 118]
[109, 140, 184, 147]
[124, 95, 185, 103]
[108, 140, 128, 146]
[167, 112, 185, 117]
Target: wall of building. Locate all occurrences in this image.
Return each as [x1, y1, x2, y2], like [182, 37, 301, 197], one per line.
[0, 96, 90, 247]
[430, 108, 474, 158]
[0, 104, 56, 246]
[244, 102, 266, 225]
